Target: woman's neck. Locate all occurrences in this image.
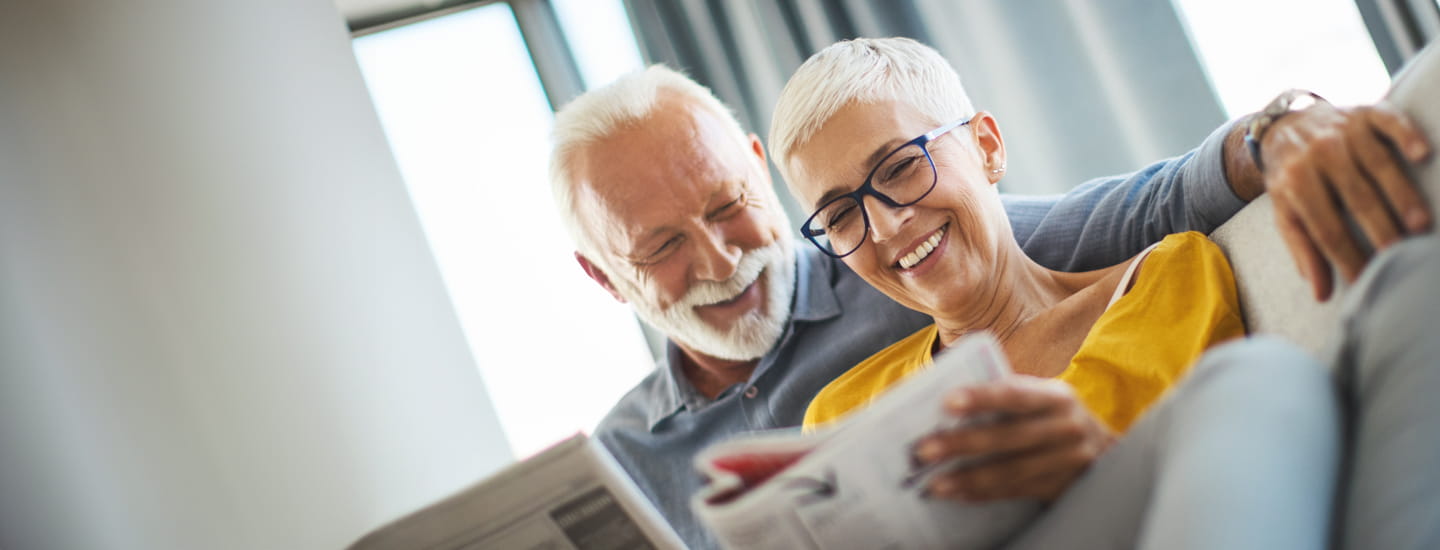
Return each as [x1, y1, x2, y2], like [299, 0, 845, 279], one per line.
[932, 249, 1111, 350]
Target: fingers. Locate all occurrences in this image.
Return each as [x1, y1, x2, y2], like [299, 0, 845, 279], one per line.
[915, 377, 1114, 502]
[1273, 202, 1334, 300]
[1272, 156, 1369, 283]
[1360, 106, 1432, 232]
[916, 405, 1085, 461]
[1261, 103, 1434, 298]
[1366, 103, 1432, 164]
[1335, 128, 1403, 250]
[927, 443, 1100, 502]
[941, 376, 1070, 418]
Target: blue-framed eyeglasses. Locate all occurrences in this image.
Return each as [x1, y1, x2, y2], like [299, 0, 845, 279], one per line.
[800, 118, 970, 258]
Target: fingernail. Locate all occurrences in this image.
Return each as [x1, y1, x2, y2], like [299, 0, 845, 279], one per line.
[917, 440, 943, 462]
[930, 479, 956, 497]
[1410, 141, 1431, 161]
[1407, 209, 1431, 232]
[945, 393, 969, 410]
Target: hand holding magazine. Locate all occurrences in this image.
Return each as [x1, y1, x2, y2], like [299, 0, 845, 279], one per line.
[692, 333, 1041, 550]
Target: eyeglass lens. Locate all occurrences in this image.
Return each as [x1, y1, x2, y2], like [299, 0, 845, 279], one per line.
[806, 143, 936, 256]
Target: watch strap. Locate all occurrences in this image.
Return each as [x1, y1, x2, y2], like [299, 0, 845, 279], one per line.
[1245, 89, 1327, 173]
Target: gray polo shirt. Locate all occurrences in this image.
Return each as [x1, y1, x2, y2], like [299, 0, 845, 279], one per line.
[594, 122, 1247, 549]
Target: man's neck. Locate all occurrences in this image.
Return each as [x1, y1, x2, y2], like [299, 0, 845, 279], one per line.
[675, 346, 759, 400]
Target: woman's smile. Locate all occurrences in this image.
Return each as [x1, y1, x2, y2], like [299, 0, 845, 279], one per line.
[893, 222, 950, 277]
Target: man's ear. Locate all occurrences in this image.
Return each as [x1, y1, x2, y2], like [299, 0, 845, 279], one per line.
[971, 111, 1007, 185]
[576, 252, 627, 303]
[748, 133, 767, 163]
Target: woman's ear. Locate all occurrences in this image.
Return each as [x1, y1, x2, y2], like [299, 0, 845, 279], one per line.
[970, 111, 1007, 185]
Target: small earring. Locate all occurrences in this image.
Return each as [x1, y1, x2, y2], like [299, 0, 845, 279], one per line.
[991, 165, 1006, 174]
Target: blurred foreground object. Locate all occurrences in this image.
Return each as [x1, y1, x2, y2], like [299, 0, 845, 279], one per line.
[0, 1, 511, 548]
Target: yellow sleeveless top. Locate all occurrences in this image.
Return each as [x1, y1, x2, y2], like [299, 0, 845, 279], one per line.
[802, 232, 1244, 433]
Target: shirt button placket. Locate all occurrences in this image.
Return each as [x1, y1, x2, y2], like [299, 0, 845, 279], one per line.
[741, 385, 766, 428]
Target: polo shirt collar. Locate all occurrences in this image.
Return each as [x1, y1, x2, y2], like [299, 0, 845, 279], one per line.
[790, 245, 843, 322]
[640, 246, 845, 430]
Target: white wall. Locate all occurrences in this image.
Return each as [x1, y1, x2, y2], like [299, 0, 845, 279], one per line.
[0, 1, 512, 548]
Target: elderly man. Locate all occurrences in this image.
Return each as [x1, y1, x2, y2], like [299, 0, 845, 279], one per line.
[547, 63, 1428, 548]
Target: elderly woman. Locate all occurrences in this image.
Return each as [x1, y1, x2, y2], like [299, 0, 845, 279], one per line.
[772, 37, 1243, 436]
[767, 38, 1440, 550]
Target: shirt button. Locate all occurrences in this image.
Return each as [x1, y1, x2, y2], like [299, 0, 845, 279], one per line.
[744, 386, 759, 399]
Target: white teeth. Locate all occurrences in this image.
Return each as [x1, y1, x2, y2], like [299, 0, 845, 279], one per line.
[898, 226, 947, 269]
[901, 251, 920, 269]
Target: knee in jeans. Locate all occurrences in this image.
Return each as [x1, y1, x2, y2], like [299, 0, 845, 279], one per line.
[1342, 233, 1440, 327]
[1352, 234, 1440, 296]
[1192, 337, 1331, 394]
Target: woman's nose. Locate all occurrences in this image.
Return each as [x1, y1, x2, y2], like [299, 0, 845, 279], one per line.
[864, 196, 911, 244]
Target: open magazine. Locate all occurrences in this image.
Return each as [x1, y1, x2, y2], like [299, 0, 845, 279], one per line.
[691, 333, 1041, 550]
[348, 434, 685, 550]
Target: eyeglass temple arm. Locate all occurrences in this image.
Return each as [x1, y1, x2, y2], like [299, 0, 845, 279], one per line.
[924, 117, 971, 141]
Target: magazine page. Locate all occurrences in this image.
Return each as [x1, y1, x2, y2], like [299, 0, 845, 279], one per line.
[349, 434, 685, 550]
[693, 333, 1042, 550]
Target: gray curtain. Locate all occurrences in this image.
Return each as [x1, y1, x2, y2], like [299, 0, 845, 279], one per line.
[1355, 0, 1440, 73]
[620, 0, 1228, 212]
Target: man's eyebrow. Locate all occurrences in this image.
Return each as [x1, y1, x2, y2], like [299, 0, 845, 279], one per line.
[703, 184, 736, 217]
[812, 138, 906, 206]
[624, 223, 676, 258]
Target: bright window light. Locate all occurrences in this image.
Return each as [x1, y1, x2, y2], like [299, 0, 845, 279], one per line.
[353, 3, 653, 459]
[1173, 0, 1391, 117]
[553, 0, 645, 89]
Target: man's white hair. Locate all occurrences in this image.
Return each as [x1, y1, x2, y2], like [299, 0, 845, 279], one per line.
[768, 37, 976, 185]
[549, 65, 747, 261]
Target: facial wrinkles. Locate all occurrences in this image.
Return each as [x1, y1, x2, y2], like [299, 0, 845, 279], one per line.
[609, 237, 796, 361]
[802, 140, 880, 210]
[597, 175, 781, 315]
[581, 94, 799, 360]
[837, 139, 987, 307]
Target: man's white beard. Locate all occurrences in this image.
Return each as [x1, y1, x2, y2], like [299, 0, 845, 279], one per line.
[617, 239, 796, 361]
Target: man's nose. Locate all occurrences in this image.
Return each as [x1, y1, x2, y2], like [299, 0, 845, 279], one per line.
[864, 196, 911, 244]
[694, 225, 742, 281]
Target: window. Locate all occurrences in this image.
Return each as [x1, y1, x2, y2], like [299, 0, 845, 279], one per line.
[353, 2, 649, 459]
[552, 0, 646, 89]
[1173, 0, 1392, 117]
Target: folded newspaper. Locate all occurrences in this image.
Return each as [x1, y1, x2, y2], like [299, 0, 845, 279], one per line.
[348, 434, 685, 550]
[692, 333, 1041, 550]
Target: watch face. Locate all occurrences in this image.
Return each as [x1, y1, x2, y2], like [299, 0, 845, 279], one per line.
[1289, 92, 1323, 112]
[1268, 89, 1324, 118]
[1247, 89, 1326, 173]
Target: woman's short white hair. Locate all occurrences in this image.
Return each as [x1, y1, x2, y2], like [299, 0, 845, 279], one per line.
[549, 65, 746, 258]
[769, 37, 976, 183]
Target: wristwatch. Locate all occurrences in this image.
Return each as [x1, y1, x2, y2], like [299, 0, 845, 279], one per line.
[1245, 89, 1328, 173]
